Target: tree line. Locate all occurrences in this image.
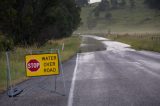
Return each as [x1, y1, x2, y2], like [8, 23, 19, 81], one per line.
[95, 0, 160, 13]
[86, 0, 160, 30]
[0, 0, 81, 49]
[144, 0, 160, 10]
[75, 0, 88, 7]
[93, 0, 160, 20]
[87, 0, 136, 29]
[96, 0, 135, 11]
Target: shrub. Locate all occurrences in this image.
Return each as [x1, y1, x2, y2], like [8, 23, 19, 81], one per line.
[0, 35, 14, 51]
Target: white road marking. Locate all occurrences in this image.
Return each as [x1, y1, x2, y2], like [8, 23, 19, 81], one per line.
[68, 54, 79, 106]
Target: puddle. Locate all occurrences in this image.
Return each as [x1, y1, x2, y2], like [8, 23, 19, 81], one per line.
[79, 36, 106, 53]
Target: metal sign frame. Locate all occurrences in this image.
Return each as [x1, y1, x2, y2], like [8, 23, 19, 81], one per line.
[6, 49, 66, 97]
[28, 49, 66, 95]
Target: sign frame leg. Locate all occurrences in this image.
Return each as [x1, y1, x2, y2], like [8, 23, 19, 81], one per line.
[58, 49, 66, 96]
[54, 76, 57, 92]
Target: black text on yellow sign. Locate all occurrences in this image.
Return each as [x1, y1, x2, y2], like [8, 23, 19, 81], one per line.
[25, 53, 59, 77]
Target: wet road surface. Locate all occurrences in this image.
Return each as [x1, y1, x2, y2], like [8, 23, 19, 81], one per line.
[1, 35, 160, 106]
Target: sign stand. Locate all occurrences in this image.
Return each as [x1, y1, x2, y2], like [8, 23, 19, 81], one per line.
[28, 49, 66, 96]
[50, 49, 57, 93]
[58, 49, 66, 96]
[54, 76, 57, 92]
[6, 52, 23, 97]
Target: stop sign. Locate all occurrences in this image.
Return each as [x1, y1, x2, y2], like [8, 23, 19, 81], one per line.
[27, 59, 40, 72]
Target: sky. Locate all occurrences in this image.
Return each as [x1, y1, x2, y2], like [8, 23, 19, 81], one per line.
[88, 0, 101, 4]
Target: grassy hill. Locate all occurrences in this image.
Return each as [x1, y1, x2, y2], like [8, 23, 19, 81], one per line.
[76, 0, 160, 34]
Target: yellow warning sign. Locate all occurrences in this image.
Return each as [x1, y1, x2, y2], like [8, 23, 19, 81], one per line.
[25, 53, 59, 77]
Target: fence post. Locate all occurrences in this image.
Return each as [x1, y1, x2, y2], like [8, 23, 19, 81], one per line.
[62, 43, 65, 51]
[5, 51, 23, 97]
[6, 51, 13, 97]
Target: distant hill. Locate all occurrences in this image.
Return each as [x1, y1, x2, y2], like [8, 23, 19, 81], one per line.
[76, 0, 160, 34]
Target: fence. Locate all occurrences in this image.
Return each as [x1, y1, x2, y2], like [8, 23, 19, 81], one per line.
[109, 33, 160, 40]
[0, 49, 66, 98]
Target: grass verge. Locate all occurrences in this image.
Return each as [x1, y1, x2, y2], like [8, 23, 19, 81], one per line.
[107, 33, 160, 52]
[0, 36, 81, 93]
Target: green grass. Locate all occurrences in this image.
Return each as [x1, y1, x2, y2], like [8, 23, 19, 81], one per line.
[0, 52, 7, 92]
[0, 36, 81, 92]
[76, 0, 160, 34]
[107, 33, 160, 52]
[58, 36, 81, 61]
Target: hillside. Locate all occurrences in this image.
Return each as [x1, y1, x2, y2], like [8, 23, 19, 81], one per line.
[76, 0, 160, 34]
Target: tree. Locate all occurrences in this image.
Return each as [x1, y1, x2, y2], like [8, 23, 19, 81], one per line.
[119, 0, 126, 8]
[94, 10, 100, 18]
[111, 0, 118, 9]
[105, 12, 112, 21]
[144, 0, 160, 10]
[98, 0, 110, 11]
[129, 0, 135, 9]
[75, 0, 88, 7]
[0, 0, 81, 46]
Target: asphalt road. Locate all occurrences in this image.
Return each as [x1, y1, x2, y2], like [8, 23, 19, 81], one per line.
[1, 35, 160, 106]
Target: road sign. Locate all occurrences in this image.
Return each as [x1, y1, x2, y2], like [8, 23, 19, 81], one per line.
[27, 59, 40, 72]
[25, 53, 59, 77]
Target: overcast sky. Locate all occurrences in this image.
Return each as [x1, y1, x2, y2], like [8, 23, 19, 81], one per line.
[89, 0, 101, 4]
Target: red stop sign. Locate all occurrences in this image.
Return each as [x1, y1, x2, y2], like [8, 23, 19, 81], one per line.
[27, 59, 40, 72]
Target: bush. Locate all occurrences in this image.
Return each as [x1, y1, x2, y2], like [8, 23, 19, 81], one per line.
[105, 12, 112, 20]
[0, 35, 14, 51]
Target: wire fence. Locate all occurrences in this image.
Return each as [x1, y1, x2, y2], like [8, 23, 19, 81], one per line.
[0, 49, 66, 97]
[109, 32, 160, 41]
[0, 50, 31, 93]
